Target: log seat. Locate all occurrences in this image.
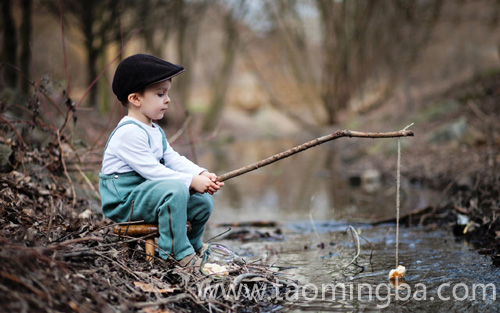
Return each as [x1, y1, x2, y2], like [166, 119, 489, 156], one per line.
[114, 221, 192, 262]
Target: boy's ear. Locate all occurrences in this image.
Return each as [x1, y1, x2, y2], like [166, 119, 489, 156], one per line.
[127, 93, 141, 107]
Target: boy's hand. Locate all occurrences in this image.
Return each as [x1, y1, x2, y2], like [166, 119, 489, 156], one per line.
[191, 172, 224, 195]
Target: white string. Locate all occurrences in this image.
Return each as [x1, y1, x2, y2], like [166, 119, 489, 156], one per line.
[396, 138, 401, 268]
[396, 123, 412, 268]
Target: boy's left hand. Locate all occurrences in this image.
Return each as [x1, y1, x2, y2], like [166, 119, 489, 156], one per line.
[200, 171, 224, 194]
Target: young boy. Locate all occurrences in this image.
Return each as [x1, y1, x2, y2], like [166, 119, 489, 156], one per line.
[99, 54, 223, 267]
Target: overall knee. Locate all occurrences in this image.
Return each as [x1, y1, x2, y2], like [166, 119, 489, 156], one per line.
[198, 194, 214, 220]
[158, 180, 190, 204]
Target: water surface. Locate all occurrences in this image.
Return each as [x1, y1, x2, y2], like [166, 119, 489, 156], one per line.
[194, 137, 498, 312]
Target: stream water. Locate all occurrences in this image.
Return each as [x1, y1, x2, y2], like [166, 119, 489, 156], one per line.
[191, 137, 499, 312]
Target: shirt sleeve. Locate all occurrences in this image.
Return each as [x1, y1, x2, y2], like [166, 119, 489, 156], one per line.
[112, 127, 196, 188]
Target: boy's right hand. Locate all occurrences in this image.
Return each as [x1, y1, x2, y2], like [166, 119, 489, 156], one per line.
[190, 175, 221, 195]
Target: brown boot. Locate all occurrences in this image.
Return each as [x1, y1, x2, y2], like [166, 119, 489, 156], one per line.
[178, 253, 202, 268]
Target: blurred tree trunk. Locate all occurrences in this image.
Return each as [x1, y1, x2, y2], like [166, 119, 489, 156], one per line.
[20, 0, 32, 94]
[174, 0, 189, 107]
[173, 0, 208, 109]
[268, 0, 312, 85]
[98, 41, 109, 114]
[1, 0, 18, 89]
[139, 0, 165, 57]
[202, 7, 241, 132]
[265, 0, 324, 126]
[316, 0, 375, 124]
[80, 0, 120, 107]
[45, 0, 121, 107]
[316, 0, 335, 124]
[81, 1, 98, 106]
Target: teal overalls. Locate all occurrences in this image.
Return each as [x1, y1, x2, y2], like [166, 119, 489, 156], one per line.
[99, 121, 213, 261]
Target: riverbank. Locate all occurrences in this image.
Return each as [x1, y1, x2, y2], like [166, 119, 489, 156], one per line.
[338, 70, 500, 266]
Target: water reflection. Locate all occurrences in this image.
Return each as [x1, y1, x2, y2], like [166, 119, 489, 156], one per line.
[195, 137, 438, 224]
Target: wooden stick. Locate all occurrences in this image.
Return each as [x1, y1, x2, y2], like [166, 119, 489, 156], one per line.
[144, 238, 155, 263]
[216, 129, 414, 182]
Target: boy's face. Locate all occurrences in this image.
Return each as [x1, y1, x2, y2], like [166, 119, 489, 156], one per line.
[130, 79, 171, 124]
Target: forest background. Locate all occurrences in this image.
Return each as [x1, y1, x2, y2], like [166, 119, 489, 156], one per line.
[1, 0, 500, 221]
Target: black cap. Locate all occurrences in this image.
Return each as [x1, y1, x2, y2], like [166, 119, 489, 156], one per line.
[112, 54, 185, 102]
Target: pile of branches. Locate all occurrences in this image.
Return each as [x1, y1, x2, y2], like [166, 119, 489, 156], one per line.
[0, 235, 291, 312]
[0, 150, 296, 313]
[450, 173, 500, 266]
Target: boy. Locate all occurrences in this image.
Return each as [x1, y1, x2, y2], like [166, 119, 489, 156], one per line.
[99, 54, 223, 267]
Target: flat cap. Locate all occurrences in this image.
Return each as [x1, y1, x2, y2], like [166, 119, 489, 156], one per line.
[112, 54, 185, 102]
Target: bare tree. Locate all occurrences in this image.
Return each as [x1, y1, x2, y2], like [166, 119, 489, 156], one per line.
[316, 0, 443, 124]
[202, 0, 246, 132]
[1, 0, 18, 89]
[43, 0, 123, 107]
[173, 0, 209, 109]
[135, 0, 178, 57]
[250, 0, 443, 126]
[263, 0, 325, 127]
[20, 0, 32, 94]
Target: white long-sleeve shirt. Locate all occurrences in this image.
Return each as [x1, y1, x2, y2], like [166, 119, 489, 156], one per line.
[101, 116, 205, 188]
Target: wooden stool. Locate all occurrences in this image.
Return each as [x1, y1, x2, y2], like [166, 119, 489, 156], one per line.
[114, 221, 192, 262]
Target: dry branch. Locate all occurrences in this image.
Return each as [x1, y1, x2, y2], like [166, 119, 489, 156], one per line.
[217, 129, 414, 182]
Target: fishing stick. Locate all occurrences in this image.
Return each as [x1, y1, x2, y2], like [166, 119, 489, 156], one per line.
[216, 129, 414, 182]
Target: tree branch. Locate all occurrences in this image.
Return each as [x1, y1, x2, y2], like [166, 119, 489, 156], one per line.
[217, 129, 414, 182]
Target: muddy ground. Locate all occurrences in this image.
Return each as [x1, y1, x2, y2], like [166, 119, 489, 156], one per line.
[0, 72, 499, 312]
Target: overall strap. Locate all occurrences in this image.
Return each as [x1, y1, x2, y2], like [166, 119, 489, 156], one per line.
[103, 120, 152, 152]
[153, 122, 167, 154]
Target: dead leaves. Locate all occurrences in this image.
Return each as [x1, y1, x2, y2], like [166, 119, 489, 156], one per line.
[133, 281, 177, 294]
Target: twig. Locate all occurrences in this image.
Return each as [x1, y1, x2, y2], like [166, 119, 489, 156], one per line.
[233, 273, 266, 287]
[0, 115, 26, 148]
[90, 98, 118, 150]
[134, 293, 194, 308]
[341, 226, 361, 276]
[94, 251, 141, 281]
[48, 236, 104, 248]
[217, 129, 414, 182]
[46, 197, 55, 242]
[186, 114, 198, 164]
[309, 198, 321, 241]
[356, 232, 375, 269]
[107, 232, 175, 265]
[169, 115, 192, 144]
[56, 129, 76, 208]
[206, 228, 232, 243]
[0, 271, 48, 300]
[58, 0, 70, 95]
[74, 163, 101, 200]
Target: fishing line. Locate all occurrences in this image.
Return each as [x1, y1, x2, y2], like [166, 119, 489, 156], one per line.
[395, 123, 413, 269]
[395, 137, 401, 268]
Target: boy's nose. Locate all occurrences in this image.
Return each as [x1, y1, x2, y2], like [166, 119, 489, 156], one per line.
[165, 95, 170, 104]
